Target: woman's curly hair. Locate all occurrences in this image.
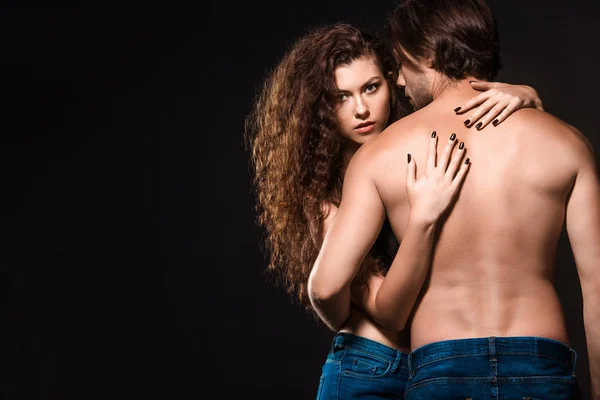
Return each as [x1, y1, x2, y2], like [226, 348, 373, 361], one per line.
[246, 23, 406, 314]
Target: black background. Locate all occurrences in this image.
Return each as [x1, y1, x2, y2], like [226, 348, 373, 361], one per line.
[0, 2, 598, 399]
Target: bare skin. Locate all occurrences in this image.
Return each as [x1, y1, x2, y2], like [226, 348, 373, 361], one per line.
[320, 202, 410, 351]
[374, 83, 581, 349]
[313, 77, 600, 395]
[311, 61, 542, 354]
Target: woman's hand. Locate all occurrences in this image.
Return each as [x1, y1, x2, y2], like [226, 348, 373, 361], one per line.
[454, 81, 544, 130]
[406, 132, 470, 225]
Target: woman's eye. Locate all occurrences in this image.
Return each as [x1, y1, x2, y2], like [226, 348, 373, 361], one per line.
[366, 84, 378, 93]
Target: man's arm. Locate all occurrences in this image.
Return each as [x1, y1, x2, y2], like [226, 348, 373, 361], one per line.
[308, 147, 385, 331]
[565, 131, 600, 399]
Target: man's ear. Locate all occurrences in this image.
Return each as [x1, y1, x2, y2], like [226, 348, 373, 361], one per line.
[425, 57, 435, 69]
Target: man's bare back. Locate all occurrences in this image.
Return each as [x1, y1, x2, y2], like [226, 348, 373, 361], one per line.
[361, 82, 591, 350]
[310, 0, 600, 395]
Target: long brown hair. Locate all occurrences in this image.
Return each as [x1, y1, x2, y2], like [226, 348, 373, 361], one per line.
[246, 23, 405, 313]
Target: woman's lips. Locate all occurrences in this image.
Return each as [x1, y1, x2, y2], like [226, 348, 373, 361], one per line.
[355, 122, 375, 134]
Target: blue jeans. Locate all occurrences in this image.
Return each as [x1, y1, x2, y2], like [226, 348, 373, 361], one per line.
[405, 336, 582, 399]
[316, 332, 409, 399]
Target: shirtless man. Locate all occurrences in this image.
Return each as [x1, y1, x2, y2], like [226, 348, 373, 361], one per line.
[308, 0, 600, 399]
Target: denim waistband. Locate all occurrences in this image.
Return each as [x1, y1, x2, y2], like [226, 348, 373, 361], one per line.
[408, 336, 577, 375]
[331, 333, 408, 367]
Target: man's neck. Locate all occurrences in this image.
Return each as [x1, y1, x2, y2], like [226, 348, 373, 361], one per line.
[431, 75, 486, 105]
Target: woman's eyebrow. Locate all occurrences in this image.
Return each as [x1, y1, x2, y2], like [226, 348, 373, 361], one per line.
[337, 76, 382, 93]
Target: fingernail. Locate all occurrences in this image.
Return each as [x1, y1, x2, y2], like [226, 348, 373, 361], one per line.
[431, 131, 436, 138]
[450, 133, 456, 141]
[459, 142, 464, 150]
[469, 80, 476, 83]
[454, 107, 461, 113]
[475, 122, 482, 130]
[465, 158, 470, 164]
[492, 119, 499, 126]
[407, 153, 411, 163]
[464, 120, 470, 126]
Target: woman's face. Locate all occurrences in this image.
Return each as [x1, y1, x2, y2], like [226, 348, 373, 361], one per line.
[333, 56, 391, 147]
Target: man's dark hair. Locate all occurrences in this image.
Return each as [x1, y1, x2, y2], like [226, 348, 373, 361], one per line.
[386, 0, 502, 81]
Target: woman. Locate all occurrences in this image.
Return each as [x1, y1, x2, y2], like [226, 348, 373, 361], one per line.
[245, 23, 543, 399]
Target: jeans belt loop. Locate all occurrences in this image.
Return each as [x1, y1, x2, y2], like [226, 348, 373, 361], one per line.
[569, 348, 578, 376]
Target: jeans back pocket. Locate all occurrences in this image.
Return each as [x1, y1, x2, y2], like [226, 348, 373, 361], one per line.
[341, 349, 391, 378]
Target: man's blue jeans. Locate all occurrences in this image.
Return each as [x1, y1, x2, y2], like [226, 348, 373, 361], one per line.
[405, 336, 582, 399]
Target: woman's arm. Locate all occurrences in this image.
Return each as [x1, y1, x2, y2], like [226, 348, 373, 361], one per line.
[351, 133, 470, 331]
[454, 81, 543, 130]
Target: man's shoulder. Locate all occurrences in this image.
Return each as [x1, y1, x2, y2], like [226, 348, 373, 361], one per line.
[349, 131, 402, 174]
[352, 110, 431, 168]
[506, 107, 565, 128]
[507, 108, 591, 151]
[509, 108, 574, 132]
[381, 109, 430, 139]
[361, 113, 429, 158]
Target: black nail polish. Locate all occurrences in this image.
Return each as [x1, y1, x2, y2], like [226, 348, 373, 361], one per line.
[450, 133, 456, 141]
[475, 122, 482, 130]
[464, 120, 470, 126]
[431, 131, 436, 138]
[459, 142, 464, 150]
[492, 119, 499, 126]
[407, 153, 411, 163]
[454, 107, 461, 113]
[465, 158, 470, 164]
